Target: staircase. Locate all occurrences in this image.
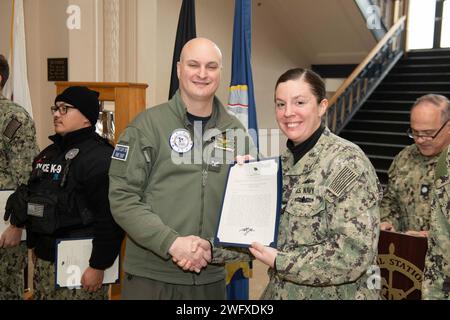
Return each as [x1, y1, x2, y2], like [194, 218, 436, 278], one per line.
[340, 48, 450, 186]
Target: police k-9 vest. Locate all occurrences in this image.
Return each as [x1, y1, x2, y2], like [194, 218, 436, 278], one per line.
[26, 139, 97, 235]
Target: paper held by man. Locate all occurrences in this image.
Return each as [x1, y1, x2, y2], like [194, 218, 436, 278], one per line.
[55, 238, 119, 288]
[215, 158, 281, 248]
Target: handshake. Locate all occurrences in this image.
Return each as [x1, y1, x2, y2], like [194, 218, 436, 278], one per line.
[168, 235, 212, 273]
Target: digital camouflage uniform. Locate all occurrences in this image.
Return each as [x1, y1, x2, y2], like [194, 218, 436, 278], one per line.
[422, 146, 450, 300]
[380, 144, 437, 231]
[33, 259, 108, 300]
[262, 128, 381, 300]
[0, 94, 39, 300]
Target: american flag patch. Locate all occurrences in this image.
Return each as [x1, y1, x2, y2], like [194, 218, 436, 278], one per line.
[328, 165, 359, 197]
[3, 119, 22, 139]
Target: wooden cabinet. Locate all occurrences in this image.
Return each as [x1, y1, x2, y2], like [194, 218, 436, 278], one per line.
[55, 82, 148, 142]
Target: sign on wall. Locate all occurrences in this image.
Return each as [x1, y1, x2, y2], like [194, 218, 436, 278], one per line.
[48, 58, 68, 82]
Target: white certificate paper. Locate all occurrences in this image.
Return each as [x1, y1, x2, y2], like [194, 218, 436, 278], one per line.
[56, 238, 119, 288]
[0, 190, 26, 240]
[215, 158, 281, 248]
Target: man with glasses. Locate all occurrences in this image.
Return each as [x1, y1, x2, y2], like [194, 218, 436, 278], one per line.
[6, 86, 124, 299]
[380, 94, 450, 236]
[0, 54, 39, 299]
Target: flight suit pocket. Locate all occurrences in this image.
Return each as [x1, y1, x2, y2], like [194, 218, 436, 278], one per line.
[284, 188, 328, 245]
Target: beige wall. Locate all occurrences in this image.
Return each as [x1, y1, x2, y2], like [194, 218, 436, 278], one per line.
[1, 0, 374, 152]
[68, 0, 100, 82]
[26, 0, 69, 149]
[0, 0, 12, 56]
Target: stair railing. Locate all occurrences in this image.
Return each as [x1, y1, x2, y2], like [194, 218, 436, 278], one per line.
[326, 16, 406, 134]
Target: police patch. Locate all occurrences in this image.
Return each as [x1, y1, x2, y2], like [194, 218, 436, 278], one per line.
[328, 165, 359, 197]
[112, 144, 129, 161]
[3, 119, 22, 139]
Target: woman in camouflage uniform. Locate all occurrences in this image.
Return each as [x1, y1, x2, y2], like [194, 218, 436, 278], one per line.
[250, 68, 381, 300]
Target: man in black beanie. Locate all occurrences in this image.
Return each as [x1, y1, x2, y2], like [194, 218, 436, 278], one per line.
[6, 86, 124, 299]
[53, 86, 100, 135]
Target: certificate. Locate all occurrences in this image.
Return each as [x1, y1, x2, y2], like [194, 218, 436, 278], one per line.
[0, 190, 26, 240]
[214, 158, 281, 248]
[55, 238, 119, 288]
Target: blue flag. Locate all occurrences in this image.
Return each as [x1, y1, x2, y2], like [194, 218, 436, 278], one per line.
[227, 0, 259, 150]
[226, 0, 257, 300]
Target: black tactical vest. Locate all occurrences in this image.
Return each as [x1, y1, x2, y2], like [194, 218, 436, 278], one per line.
[26, 139, 96, 235]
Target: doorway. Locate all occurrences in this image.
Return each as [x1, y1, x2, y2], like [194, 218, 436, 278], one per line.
[407, 0, 450, 49]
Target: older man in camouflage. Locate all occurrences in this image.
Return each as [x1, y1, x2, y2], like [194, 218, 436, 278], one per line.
[380, 94, 450, 236]
[422, 145, 450, 300]
[0, 54, 39, 299]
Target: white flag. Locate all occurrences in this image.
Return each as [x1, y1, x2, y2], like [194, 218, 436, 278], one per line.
[3, 0, 33, 119]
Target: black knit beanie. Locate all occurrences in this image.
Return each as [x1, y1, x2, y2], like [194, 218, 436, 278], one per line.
[55, 86, 100, 125]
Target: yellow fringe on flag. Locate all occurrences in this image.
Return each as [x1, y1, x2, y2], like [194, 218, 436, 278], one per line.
[225, 261, 252, 285]
[229, 85, 248, 92]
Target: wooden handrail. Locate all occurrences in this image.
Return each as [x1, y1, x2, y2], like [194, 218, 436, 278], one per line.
[328, 16, 406, 108]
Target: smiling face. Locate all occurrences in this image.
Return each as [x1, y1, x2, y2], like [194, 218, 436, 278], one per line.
[275, 77, 327, 145]
[177, 38, 222, 106]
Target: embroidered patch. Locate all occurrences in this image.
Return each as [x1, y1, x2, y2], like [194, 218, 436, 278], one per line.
[328, 165, 359, 197]
[214, 134, 235, 152]
[295, 196, 315, 203]
[3, 119, 22, 139]
[169, 129, 193, 153]
[112, 144, 129, 161]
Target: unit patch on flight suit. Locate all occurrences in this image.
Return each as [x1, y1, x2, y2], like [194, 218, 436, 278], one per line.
[112, 144, 129, 161]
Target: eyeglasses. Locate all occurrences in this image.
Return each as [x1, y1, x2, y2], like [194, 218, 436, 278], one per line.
[407, 120, 449, 140]
[50, 103, 75, 115]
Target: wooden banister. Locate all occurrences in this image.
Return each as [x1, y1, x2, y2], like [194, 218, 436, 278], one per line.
[328, 16, 406, 109]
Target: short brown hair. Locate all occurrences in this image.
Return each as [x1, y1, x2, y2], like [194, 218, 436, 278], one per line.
[412, 94, 450, 122]
[0, 54, 9, 89]
[275, 68, 326, 103]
